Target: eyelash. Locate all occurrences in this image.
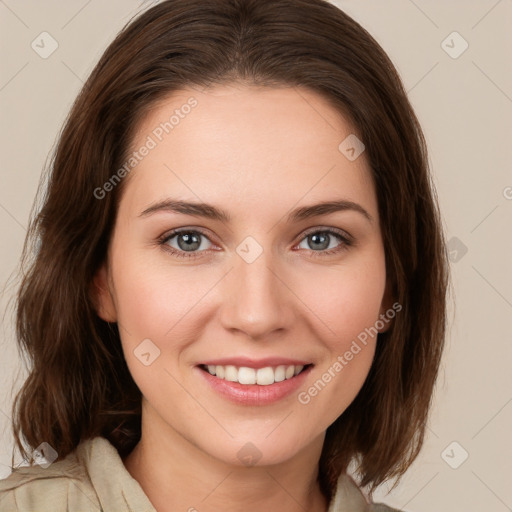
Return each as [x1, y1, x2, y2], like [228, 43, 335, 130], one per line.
[157, 227, 353, 260]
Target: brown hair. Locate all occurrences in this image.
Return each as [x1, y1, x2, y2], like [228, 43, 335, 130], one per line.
[9, 0, 449, 502]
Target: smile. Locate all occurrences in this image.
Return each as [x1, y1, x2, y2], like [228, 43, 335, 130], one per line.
[201, 364, 310, 385]
[196, 362, 314, 405]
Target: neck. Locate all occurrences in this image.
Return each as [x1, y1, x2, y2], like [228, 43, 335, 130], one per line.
[123, 402, 329, 512]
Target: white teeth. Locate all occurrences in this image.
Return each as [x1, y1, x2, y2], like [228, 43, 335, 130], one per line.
[256, 367, 274, 386]
[204, 364, 307, 385]
[274, 365, 286, 382]
[238, 367, 256, 385]
[224, 365, 238, 382]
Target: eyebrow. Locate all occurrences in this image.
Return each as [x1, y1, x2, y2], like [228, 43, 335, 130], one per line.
[139, 198, 373, 224]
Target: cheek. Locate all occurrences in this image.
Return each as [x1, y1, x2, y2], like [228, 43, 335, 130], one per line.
[298, 256, 387, 349]
[291, 258, 385, 419]
[111, 256, 206, 339]
[110, 261, 206, 403]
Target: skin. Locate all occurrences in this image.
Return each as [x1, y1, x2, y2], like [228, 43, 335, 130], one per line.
[93, 83, 393, 512]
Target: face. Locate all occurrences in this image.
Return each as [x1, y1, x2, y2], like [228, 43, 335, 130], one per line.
[94, 83, 392, 467]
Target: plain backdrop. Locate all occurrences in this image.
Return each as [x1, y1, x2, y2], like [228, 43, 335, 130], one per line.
[0, 1, 511, 511]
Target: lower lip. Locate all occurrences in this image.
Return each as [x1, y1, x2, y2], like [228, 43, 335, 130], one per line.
[196, 365, 313, 406]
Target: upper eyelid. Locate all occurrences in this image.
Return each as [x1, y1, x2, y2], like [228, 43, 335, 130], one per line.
[299, 225, 352, 240]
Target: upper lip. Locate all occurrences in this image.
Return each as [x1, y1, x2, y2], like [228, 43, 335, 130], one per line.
[198, 357, 312, 369]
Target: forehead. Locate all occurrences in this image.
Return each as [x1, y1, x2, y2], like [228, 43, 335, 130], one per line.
[121, 84, 377, 220]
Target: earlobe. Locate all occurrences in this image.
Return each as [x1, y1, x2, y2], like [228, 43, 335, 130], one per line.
[90, 263, 117, 323]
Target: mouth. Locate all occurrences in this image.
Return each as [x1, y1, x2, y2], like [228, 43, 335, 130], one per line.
[196, 361, 314, 405]
[198, 363, 312, 385]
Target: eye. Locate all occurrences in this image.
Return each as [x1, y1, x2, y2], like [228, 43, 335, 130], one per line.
[296, 228, 352, 257]
[158, 229, 214, 259]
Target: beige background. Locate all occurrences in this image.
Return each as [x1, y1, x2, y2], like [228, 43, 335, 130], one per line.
[1, 1, 511, 511]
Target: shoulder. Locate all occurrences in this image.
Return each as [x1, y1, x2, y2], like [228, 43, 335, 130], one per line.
[0, 436, 156, 512]
[328, 472, 406, 512]
[0, 440, 100, 512]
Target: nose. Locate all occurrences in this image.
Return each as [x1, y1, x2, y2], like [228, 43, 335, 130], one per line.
[219, 247, 296, 341]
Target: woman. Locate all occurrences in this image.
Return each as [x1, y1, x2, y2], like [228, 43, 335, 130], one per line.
[0, 0, 448, 510]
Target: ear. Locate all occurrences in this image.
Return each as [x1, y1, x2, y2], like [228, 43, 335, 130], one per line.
[90, 262, 118, 323]
[377, 279, 395, 334]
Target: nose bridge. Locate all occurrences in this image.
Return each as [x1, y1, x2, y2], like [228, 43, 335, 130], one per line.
[220, 243, 292, 339]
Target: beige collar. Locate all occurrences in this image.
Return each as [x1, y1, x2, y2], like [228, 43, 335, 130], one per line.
[327, 472, 374, 511]
[81, 436, 374, 511]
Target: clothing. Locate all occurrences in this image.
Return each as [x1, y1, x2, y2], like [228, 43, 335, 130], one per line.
[0, 436, 403, 511]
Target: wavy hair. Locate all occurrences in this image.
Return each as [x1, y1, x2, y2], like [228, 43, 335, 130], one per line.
[8, 0, 449, 502]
